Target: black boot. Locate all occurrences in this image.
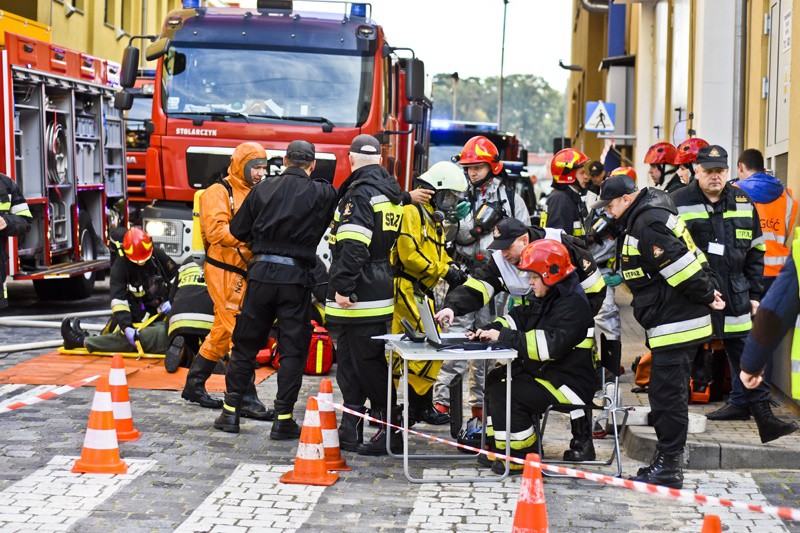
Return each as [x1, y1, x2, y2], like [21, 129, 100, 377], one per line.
[338, 404, 366, 452]
[629, 452, 683, 489]
[164, 336, 185, 374]
[706, 402, 751, 421]
[72, 318, 91, 338]
[181, 356, 224, 409]
[270, 400, 301, 440]
[357, 409, 402, 456]
[750, 400, 798, 443]
[563, 415, 596, 461]
[241, 378, 274, 421]
[214, 392, 242, 433]
[409, 388, 450, 425]
[61, 318, 87, 350]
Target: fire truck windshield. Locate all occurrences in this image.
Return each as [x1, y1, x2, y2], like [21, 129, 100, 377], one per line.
[161, 46, 374, 127]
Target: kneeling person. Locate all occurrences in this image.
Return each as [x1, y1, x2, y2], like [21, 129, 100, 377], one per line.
[469, 239, 596, 474]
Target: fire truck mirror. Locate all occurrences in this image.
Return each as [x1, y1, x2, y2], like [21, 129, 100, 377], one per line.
[145, 37, 171, 62]
[403, 104, 423, 125]
[114, 91, 134, 111]
[405, 58, 425, 101]
[120, 46, 139, 88]
[144, 120, 155, 134]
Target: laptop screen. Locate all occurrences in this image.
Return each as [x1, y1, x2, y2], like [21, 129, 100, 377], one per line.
[414, 294, 443, 344]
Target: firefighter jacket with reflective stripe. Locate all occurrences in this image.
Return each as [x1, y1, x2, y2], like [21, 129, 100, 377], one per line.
[0, 173, 32, 307]
[672, 181, 765, 338]
[487, 272, 596, 403]
[750, 188, 796, 277]
[167, 259, 214, 339]
[443, 226, 606, 317]
[109, 246, 178, 331]
[326, 164, 404, 324]
[619, 187, 716, 350]
[742, 233, 800, 399]
[542, 183, 588, 237]
[391, 203, 451, 291]
[230, 166, 337, 268]
[660, 170, 685, 195]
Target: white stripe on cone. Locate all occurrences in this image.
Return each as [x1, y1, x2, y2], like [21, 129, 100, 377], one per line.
[322, 429, 339, 448]
[296, 442, 325, 460]
[83, 428, 120, 450]
[108, 368, 127, 386]
[91, 391, 113, 412]
[112, 402, 132, 420]
[317, 393, 334, 411]
[304, 409, 320, 427]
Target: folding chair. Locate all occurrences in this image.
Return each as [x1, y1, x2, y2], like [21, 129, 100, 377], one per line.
[533, 343, 628, 477]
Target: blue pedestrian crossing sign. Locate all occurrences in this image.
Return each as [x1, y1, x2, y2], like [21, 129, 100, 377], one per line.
[585, 101, 616, 133]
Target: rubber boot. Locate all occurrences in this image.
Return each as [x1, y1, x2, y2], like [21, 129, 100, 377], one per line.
[61, 317, 87, 350]
[750, 400, 798, 443]
[164, 336, 185, 374]
[338, 404, 366, 452]
[706, 402, 751, 421]
[241, 377, 274, 421]
[270, 400, 301, 441]
[629, 452, 683, 489]
[357, 408, 402, 456]
[181, 356, 224, 409]
[213, 392, 242, 433]
[563, 414, 596, 461]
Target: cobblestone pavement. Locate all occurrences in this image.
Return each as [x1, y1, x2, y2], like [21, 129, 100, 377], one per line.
[0, 296, 799, 532]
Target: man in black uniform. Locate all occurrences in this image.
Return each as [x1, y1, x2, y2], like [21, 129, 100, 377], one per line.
[213, 140, 337, 440]
[542, 148, 591, 237]
[325, 134, 405, 456]
[672, 145, 796, 442]
[593, 175, 723, 488]
[0, 173, 32, 308]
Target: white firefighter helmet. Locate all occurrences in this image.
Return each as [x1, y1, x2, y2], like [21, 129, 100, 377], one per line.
[417, 161, 469, 193]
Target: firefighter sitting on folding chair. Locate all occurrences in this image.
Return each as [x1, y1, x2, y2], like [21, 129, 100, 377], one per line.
[467, 239, 595, 475]
[60, 227, 177, 354]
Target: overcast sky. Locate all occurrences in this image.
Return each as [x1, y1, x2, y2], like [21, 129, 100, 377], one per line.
[237, 1, 574, 91]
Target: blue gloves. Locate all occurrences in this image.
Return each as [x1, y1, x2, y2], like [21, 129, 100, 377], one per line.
[453, 201, 471, 221]
[158, 300, 172, 315]
[603, 273, 623, 288]
[124, 327, 139, 346]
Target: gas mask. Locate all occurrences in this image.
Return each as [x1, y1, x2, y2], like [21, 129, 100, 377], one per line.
[431, 189, 463, 223]
[588, 210, 617, 243]
[469, 201, 506, 239]
[244, 157, 270, 186]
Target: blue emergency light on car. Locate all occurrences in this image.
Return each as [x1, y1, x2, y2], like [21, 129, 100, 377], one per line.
[350, 3, 367, 17]
[182, 0, 200, 8]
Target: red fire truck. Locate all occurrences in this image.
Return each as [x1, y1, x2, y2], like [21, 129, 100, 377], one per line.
[1, 22, 127, 299]
[123, 72, 155, 226]
[115, 1, 430, 263]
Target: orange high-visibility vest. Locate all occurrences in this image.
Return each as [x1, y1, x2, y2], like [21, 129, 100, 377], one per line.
[754, 188, 798, 276]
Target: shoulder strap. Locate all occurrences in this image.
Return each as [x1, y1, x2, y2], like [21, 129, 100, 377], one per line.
[219, 179, 235, 214]
[503, 183, 516, 217]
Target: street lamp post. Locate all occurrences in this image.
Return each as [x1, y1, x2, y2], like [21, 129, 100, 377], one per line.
[451, 72, 459, 121]
[498, 0, 509, 129]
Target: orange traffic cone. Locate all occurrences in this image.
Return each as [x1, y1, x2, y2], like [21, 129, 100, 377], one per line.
[280, 397, 339, 486]
[511, 453, 548, 533]
[72, 375, 128, 474]
[700, 515, 722, 533]
[109, 353, 141, 441]
[317, 379, 350, 471]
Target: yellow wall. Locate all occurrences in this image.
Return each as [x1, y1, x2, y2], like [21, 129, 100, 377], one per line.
[788, 0, 800, 197]
[0, 1, 181, 65]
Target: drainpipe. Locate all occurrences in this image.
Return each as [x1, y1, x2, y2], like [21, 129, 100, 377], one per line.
[578, 0, 609, 14]
[731, 0, 747, 168]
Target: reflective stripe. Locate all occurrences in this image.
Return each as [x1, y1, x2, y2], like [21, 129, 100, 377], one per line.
[463, 277, 494, 305]
[326, 298, 394, 310]
[497, 314, 517, 331]
[625, 235, 639, 248]
[660, 251, 702, 287]
[558, 384, 585, 406]
[495, 425, 537, 450]
[336, 231, 371, 245]
[792, 360, 800, 374]
[0, 201, 8, 210]
[10, 202, 31, 217]
[580, 269, 605, 294]
[169, 319, 213, 335]
[750, 234, 765, 249]
[622, 245, 640, 256]
[543, 227, 563, 242]
[677, 204, 706, 217]
[83, 428, 119, 450]
[337, 223, 373, 240]
[525, 330, 549, 361]
[647, 315, 713, 348]
[723, 208, 753, 219]
[765, 256, 788, 266]
[666, 213, 680, 230]
[326, 298, 395, 318]
[762, 231, 787, 245]
[677, 210, 709, 221]
[178, 262, 198, 273]
[369, 194, 390, 205]
[108, 368, 127, 386]
[111, 298, 130, 313]
[112, 402, 132, 421]
[724, 313, 753, 333]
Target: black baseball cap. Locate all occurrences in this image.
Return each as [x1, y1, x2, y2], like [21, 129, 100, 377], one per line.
[488, 218, 528, 250]
[590, 175, 638, 209]
[350, 134, 381, 155]
[286, 140, 315, 162]
[696, 145, 729, 170]
[588, 161, 604, 177]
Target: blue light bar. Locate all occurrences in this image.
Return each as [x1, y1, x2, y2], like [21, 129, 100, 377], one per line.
[431, 119, 452, 130]
[182, 0, 200, 8]
[350, 3, 367, 17]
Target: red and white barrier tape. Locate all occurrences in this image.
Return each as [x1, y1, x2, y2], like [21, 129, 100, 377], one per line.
[0, 375, 100, 414]
[317, 396, 800, 523]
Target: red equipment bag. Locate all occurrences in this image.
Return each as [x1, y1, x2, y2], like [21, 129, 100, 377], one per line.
[269, 322, 334, 375]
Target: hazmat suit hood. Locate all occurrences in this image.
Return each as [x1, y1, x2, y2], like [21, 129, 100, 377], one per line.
[736, 172, 785, 204]
[228, 142, 269, 188]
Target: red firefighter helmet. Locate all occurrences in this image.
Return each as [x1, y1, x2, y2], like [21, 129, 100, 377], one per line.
[644, 142, 677, 165]
[609, 166, 637, 180]
[674, 138, 709, 165]
[518, 239, 575, 286]
[550, 148, 590, 184]
[123, 227, 154, 263]
[456, 136, 503, 174]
